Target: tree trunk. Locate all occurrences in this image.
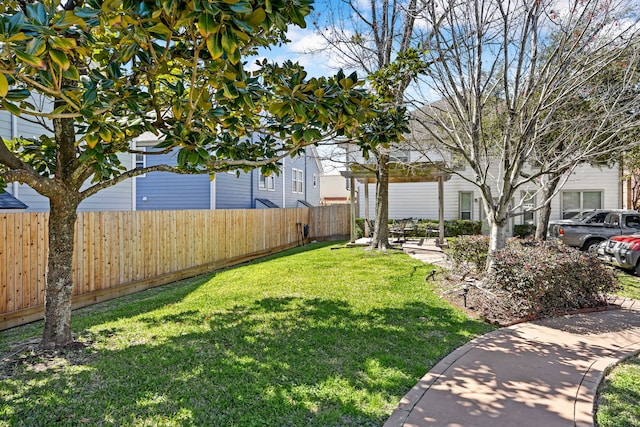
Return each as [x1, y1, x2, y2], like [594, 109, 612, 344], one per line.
[42, 113, 81, 349]
[486, 218, 507, 271]
[369, 153, 390, 249]
[483, 193, 509, 271]
[534, 174, 562, 240]
[41, 195, 80, 349]
[488, 220, 507, 252]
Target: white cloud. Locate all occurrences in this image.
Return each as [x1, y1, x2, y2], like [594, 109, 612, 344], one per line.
[286, 27, 328, 54]
[249, 27, 358, 78]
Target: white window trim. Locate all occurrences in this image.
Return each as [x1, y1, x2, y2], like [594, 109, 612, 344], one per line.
[561, 190, 603, 213]
[521, 190, 535, 225]
[292, 168, 304, 194]
[134, 146, 146, 178]
[459, 191, 473, 220]
[259, 174, 275, 191]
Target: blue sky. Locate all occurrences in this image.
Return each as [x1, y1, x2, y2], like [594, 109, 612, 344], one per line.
[249, 18, 357, 174]
[249, 26, 340, 79]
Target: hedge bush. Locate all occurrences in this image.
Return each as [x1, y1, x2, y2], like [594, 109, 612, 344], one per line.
[354, 218, 482, 239]
[445, 219, 483, 236]
[445, 235, 490, 272]
[513, 224, 535, 238]
[444, 237, 620, 323]
[486, 240, 619, 319]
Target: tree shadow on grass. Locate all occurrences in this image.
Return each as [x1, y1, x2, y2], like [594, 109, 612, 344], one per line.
[1, 295, 490, 426]
[0, 243, 340, 348]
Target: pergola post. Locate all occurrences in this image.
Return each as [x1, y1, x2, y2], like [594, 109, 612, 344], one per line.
[438, 175, 445, 246]
[349, 176, 357, 243]
[364, 178, 370, 237]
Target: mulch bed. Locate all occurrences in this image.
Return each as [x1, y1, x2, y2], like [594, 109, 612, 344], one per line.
[434, 272, 620, 327]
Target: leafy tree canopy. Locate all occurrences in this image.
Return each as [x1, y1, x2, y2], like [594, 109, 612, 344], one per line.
[0, 0, 380, 197]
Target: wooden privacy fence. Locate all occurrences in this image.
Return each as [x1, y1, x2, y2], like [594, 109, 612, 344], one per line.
[0, 205, 349, 330]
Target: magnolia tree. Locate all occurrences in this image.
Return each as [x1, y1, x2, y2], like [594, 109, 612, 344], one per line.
[406, 0, 640, 266]
[0, 0, 384, 348]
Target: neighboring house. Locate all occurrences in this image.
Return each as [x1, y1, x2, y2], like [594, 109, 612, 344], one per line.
[1, 111, 321, 211]
[0, 110, 135, 212]
[344, 143, 624, 234]
[320, 174, 350, 205]
[134, 133, 322, 210]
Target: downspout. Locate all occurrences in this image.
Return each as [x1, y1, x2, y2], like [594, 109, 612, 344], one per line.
[131, 140, 136, 210]
[304, 149, 308, 203]
[211, 174, 217, 209]
[350, 176, 356, 243]
[11, 115, 19, 197]
[619, 157, 625, 209]
[249, 133, 253, 208]
[282, 155, 286, 208]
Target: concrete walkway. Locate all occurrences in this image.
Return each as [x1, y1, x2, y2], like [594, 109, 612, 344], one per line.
[381, 238, 640, 427]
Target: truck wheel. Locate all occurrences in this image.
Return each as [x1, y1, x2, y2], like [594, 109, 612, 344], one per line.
[635, 261, 640, 277]
[584, 239, 601, 254]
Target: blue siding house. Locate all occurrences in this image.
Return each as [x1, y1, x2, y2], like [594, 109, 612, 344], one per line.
[134, 134, 323, 210]
[1, 110, 322, 211]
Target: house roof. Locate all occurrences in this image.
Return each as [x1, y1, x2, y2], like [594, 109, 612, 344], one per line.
[297, 200, 314, 208]
[0, 192, 28, 209]
[255, 198, 279, 208]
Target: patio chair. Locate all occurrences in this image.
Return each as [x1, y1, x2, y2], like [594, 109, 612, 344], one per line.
[390, 219, 407, 243]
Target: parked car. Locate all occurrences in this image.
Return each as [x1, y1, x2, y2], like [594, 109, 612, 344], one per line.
[548, 209, 614, 240]
[596, 234, 640, 275]
[559, 210, 640, 252]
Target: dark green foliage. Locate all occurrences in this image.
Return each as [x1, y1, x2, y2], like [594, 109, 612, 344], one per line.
[355, 218, 482, 239]
[445, 235, 489, 272]
[513, 224, 536, 238]
[444, 220, 482, 237]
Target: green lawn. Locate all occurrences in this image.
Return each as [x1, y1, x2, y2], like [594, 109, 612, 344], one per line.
[596, 354, 640, 427]
[0, 242, 492, 426]
[616, 271, 640, 300]
[593, 272, 640, 427]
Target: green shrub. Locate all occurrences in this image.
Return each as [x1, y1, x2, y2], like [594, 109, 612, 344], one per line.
[446, 235, 490, 272]
[487, 240, 619, 319]
[355, 218, 365, 239]
[357, 218, 482, 239]
[513, 224, 535, 238]
[445, 219, 482, 236]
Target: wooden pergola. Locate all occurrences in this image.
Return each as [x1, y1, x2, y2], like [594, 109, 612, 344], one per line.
[340, 162, 451, 244]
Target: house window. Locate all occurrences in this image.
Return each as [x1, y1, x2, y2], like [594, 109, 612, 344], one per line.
[521, 191, 535, 225]
[259, 174, 275, 191]
[562, 190, 602, 212]
[292, 169, 303, 193]
[459, 192, 473, 220]
[134, 147, 146, 177]
[312, 173, 318, 188]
